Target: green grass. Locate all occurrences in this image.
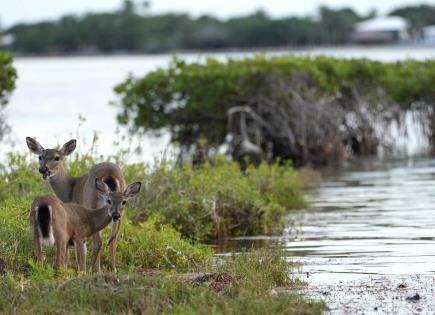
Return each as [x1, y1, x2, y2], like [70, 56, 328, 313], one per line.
[0, 249, 324, 315]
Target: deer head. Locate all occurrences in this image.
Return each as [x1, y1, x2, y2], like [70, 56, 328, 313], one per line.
[95, 178, 141, 222]
[26, 137, 76, 180]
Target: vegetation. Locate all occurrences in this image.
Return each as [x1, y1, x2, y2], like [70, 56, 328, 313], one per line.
[0, 249, 324, 314]
[135, 158, 307, 242]
[4, 1, 435, 55]
[0, 148, 308, 243]
[115, 55, 435, 166]
[0, 52, 16, 141]
[7, 1, 434, 54]
[390, 5, 435, 34]
[0, 145, 323, 314]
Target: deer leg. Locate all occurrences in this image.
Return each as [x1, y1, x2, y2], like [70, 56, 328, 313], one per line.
[33, 236, 45, 264]
[91, 232, 102, 272]
[55, 238, 66, 269]
[109, 237, 118, 272]
[65, 246, 70, 268]
[75, 239, 87, 272]
[109, 220, 121, 272]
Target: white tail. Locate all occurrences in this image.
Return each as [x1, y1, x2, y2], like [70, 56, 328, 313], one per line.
[34, 205, 55, 246]
[26, 137, 127, 272]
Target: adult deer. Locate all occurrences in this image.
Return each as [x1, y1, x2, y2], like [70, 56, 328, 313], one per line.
[30, 179, 141, 271]
[26, 137, 126, 271]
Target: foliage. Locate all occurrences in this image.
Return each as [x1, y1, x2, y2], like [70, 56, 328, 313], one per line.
[390, 5, 435, 33]
[0, 52, 16, 106]
[0, 149, 308, 243]
[134, 157, 307, 242]
[114, 55, 435, 166]
[0, 52, 16, 140]
[0, 249, 324, 315]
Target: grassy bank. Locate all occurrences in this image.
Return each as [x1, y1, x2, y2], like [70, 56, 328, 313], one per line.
[0, 148, 323, 313]
[0, 249, 323, 314]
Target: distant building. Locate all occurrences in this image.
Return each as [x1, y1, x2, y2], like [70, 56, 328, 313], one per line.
[422, 25, 435, 44]
[0, 33, 14, 47]
[352, 16, 409, 44]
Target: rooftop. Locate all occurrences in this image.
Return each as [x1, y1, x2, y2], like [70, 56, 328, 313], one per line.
[355, 16, 408, 33]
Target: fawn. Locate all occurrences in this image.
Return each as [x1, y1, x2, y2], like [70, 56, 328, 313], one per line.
[26, 137, 126, 271]
[30, 178, 141, 271]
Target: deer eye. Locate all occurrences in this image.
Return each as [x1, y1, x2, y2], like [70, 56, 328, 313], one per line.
[122, 201, 127, 205]
[54, 156, 60, 161]
[107, 200, 112, 205]
[38, 156, 42, 160]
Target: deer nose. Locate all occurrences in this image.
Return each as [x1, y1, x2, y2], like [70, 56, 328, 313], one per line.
[112, 212, 121, 222]
[39, 166, 48, 174]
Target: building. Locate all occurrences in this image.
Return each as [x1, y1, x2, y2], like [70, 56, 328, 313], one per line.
[352, 16, 409, 44]
[0, 33, 14, 47]
[422, 25, 435, 44]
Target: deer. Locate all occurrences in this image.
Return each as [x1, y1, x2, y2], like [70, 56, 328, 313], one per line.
[30, 179, 141, 271]
[26, 137, 127, 272]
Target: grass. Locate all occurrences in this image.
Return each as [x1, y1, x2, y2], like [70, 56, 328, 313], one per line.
[0, 249, 324, 315]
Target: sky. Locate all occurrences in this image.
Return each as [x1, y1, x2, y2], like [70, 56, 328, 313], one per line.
[2, 0, 435, 27]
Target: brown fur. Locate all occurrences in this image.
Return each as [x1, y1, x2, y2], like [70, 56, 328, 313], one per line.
[30, 180, 141, 272]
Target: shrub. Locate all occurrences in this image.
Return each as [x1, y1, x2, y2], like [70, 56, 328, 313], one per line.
[0, 52, 16, 141]
[0, 150, 308, 242]
[114, 55, 435, 166]
[133, 157, 307, 242]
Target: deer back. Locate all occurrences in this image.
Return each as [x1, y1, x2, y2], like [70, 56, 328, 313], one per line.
[79, 162, 126, 209]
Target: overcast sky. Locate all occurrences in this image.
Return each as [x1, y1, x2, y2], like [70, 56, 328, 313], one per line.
[2, 0, 435, 27]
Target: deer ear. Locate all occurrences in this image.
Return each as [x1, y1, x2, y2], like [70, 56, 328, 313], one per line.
[60, 139, 77, 156]
[95, 178, 110, 195]
[124, 182, 141, 199]
[26, 137, 44, 155]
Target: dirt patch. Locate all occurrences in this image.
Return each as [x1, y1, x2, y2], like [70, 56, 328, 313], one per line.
[190, 272, 234, 292]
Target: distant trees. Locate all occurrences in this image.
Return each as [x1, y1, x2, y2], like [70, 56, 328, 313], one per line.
[2, 3, 369, 55]
[390, 5, 435, 34]
[3, 3, 434, 55]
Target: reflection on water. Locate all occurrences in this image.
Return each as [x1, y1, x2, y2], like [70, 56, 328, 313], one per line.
[220, 156, 435, 285]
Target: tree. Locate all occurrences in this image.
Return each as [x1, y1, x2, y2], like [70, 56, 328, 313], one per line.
[0, 53, 17, 141]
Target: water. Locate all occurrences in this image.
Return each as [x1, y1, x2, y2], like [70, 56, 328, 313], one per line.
[3, 46, 435, 162]
[219, 157, 435, 313]
[291, 157, 435, 283]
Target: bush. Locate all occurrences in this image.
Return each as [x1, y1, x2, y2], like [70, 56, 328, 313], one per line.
[114, 55, 435, 166]
[133, 157, 307, 242]
[0, 52, 16, 141]
[0, 150, 307, 242]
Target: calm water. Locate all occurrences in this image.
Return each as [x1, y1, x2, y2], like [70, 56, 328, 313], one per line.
[291, 157, 435, 284]
[3, 46, 435, 162]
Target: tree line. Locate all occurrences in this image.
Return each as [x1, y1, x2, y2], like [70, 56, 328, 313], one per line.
[2, 1, 435, 54]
